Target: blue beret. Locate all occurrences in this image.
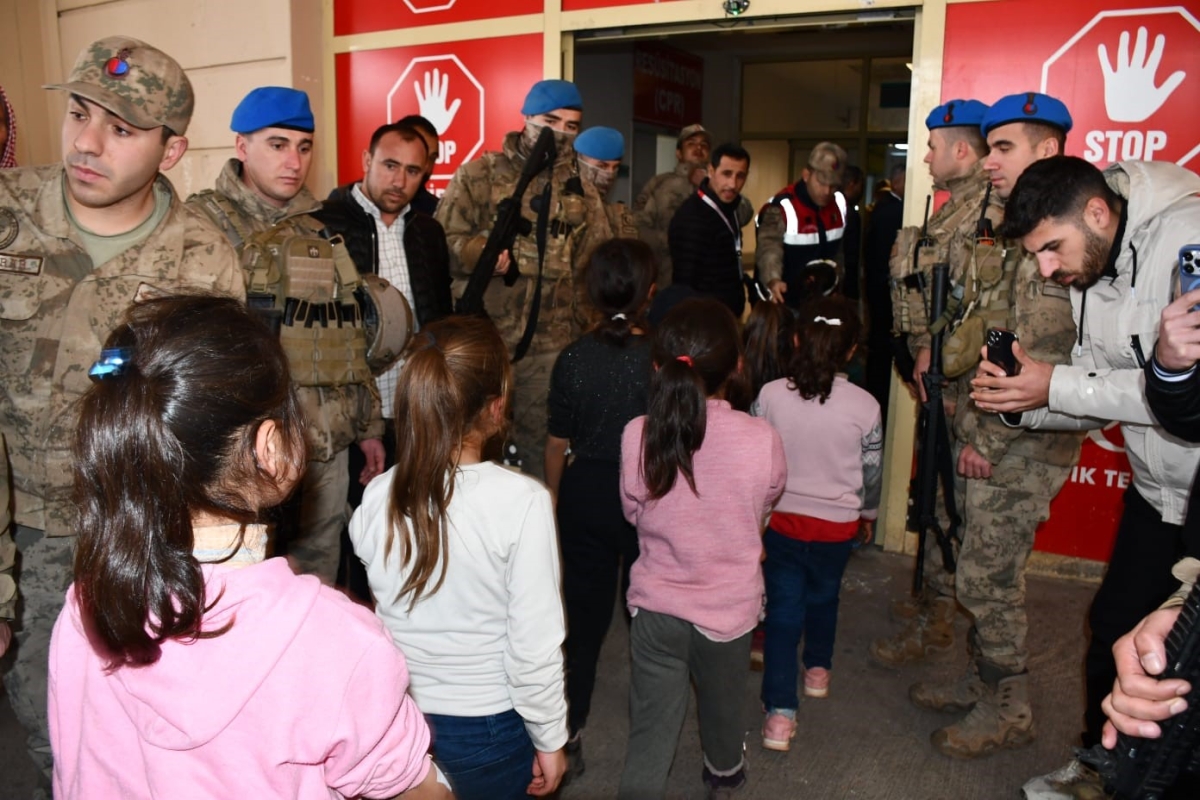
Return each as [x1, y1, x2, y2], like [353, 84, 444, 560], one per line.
[230, 87, 314, 134]
[926, 99, 988, 130]
[521, 80, 583, 116]
[575, 127, 624, 160]
[981, 92, 1072, 137]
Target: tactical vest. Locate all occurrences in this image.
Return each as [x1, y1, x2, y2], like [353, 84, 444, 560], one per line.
[771, 190, 845, 276]
[888, 193, 1017, 377]
[192, 191, 373, 388]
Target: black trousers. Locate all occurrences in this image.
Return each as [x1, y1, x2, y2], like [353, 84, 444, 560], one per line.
[557, 457, 640, 735]
[1084, 487, 1184, 748]
[339, 419, 398, 603]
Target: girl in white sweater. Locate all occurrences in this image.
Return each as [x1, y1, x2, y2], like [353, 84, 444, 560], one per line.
[349, 316, 568, 800]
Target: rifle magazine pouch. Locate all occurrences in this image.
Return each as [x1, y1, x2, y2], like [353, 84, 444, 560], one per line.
[943, 315, 984, 378]
[280, 321, 372, 388]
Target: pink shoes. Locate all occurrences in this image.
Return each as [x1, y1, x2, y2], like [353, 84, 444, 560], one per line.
[804, 667, 830, 698]
[761, 712, 797, 751]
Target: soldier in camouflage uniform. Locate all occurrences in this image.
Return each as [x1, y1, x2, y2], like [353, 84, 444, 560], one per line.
[0, 37, 242, 790]
[574, 126, 640, 279]
[437, 80, 623, 480]
[188, 87, 384, 584]
[633, 124, 752, 288]
[869, 96, 1082, 759]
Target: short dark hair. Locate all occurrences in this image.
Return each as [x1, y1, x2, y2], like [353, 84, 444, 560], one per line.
[396, 114, 438, 140]
[368, 122, 429, 158]
[710, 143, 751, 171]
[940, 126, 988, 159]
[999, 155, 1119, 240]
[1022, 121, 1067, 153]
[842, 164, 864, 186]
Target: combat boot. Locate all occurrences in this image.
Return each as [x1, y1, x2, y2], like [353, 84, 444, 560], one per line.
[888, 585, 937, 623]
[931, 665, 1035, 759]
[869, 596, 957, 666]
[909, 662, 985, 713]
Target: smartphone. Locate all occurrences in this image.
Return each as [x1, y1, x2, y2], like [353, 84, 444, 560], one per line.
[986, 328, 1020, 377]
[1180, 245, 1200, 307]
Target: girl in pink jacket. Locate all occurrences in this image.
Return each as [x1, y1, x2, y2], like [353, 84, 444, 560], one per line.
[48, 296, 446, 800]
[618, 298, 786, 798]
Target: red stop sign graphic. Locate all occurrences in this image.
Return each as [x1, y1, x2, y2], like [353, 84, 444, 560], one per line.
[1041, 8, 1200, 168]
[403, 0, 456, 10]
[387, 55, 485, 183]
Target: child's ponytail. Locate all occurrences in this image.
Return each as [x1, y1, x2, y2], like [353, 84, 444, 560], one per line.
[789, 296, 862, 404]
[387, 316, 511, 609]
[641, 298, 741, 499]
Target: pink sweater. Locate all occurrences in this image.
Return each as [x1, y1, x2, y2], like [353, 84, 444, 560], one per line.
[621, 399, 787, 640]
[756, 376, 883, 523]
[49, 558, 433, 799]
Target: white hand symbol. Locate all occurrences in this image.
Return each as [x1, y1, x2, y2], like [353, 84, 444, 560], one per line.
[1098, 26, 1187, 123]
[413, 68, 462, 134]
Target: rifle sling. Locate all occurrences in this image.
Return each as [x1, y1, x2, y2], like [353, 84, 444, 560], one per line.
[512, 181, 552, 363]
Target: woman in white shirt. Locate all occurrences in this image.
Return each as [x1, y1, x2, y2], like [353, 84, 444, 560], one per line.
[349, 316, 568, 800]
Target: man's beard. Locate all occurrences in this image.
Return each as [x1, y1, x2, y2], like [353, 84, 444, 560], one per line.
[1053, 226, 1111, 290]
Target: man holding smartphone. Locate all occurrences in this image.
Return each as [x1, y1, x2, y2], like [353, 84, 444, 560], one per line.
[971, 154, 1200, 799]
[873, 93, 1082, 762]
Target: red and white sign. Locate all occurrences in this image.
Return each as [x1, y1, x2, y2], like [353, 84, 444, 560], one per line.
[942, 0, 1200, 174]
[1034, 425, 1130, 562]
[632, 42, 704, 130]
[335, 36, 544, 193]
[334, 0, 540, 36]
[388, 56, 485, 182]
[1041, 8, 1197, 167]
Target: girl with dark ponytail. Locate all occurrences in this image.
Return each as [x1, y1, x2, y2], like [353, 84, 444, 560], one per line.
[52, 295, 446, 799]
[756, 296, 882, 753]
[349, 315, 568, 800]
[618, 297, 786, 797]
[544, 237, 655, 772]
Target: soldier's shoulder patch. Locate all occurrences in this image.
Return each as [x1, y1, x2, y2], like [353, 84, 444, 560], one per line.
[0, 208, 18, 250]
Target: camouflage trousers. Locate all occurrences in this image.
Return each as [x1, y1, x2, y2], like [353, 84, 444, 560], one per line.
[510, 350, 559, 482]
[289, 449, 350, 585]
[2, 525, 74, 790]
[923, 446, 1070, 673]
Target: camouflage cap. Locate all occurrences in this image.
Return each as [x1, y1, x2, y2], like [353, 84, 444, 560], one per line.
[806, 141, 847, 185]
[45, 36, 194, 135]
[677, 124, 713, 150]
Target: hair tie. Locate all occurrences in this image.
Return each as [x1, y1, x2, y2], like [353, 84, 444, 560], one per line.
[611, 313, 627, 321]
[813, 316, 842, 326]
[88, 347, 133, 381]
[676, 355, 693, 367]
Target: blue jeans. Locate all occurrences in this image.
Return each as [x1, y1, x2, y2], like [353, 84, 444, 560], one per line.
[425, 709, 535, 800]
[760, 528, 854, 712]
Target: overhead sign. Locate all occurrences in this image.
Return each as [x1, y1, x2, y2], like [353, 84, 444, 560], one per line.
[942, 0, 1200, 173]
[334, 35, 544, 193]
[388, 57, 485, 181]
[632, 42, 704, 130]
[334, 0, 540, 36]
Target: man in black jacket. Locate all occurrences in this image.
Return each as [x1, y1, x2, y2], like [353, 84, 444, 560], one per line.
[311, 120, 453, 478]
[862, 164, 906, 423]
[667, 143, 751, 318]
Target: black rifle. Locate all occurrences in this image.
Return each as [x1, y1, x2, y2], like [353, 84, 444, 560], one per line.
[910, 261, 962, 594]
[455, 125, 557, 316]
[1079, 581, 1200, 799]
